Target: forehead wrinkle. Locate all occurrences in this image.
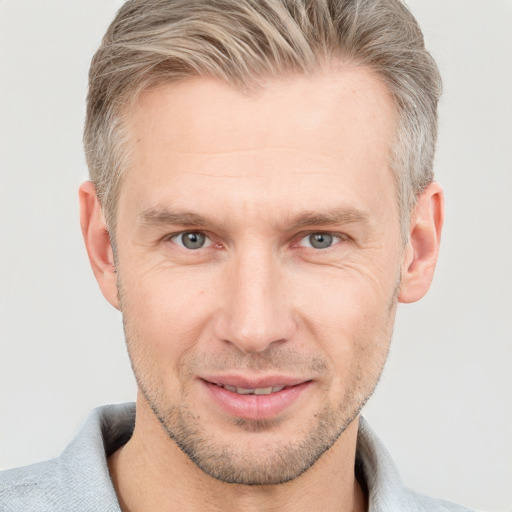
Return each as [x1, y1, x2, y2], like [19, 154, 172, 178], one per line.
[153, 146, 342, 158]
[181, 170, 339, 179]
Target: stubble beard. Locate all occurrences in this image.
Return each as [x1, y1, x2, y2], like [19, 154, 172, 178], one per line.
[139, 376, 366, 485]
[123, 334, 391, 486]
[117, 278, 398, 486]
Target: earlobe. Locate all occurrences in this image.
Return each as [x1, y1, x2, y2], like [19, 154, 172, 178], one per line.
[79, 181, 120, 310]
[398, 182, 444, 304]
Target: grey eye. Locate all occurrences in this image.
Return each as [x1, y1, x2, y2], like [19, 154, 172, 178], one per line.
[308, 233, 333, 249]
[300, 232, 340, 249]
[175, 232, 208, 250]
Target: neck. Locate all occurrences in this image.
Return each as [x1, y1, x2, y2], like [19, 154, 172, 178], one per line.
[108, 400, 367, 512]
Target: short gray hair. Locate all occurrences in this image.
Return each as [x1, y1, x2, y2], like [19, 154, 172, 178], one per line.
[84, 0, 442, 237]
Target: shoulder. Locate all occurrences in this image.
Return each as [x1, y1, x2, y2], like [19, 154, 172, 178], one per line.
[357, 417, 479, 512]
[401, 487, 478, 512]
[0, 458, 64, 512]
[0, 457, 121, 511]
[0, 403, 134, 512]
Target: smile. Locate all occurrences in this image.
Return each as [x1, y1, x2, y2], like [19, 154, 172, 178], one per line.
[201, 377, 312, 420]
[214, 383, 286, 395]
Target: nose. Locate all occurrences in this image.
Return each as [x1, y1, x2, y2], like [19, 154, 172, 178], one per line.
[214, 247, 296, 353]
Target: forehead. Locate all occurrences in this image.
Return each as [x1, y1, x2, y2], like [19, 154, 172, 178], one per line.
[119, 67, 398, 226]
[128, 66, 396, 158]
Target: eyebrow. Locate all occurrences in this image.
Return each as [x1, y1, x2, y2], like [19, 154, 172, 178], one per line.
[137, 206, 370, 230]
[289, 208, 370, 228]
[138, 208, 210, 227]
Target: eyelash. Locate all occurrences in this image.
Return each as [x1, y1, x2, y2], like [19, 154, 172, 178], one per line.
[165, 230, 347, 251]
[168, 231, 214, 250]
[294, 232, 346, 250]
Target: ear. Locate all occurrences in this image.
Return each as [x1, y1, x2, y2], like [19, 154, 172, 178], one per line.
[79, 181, 119, 310]
[398, 182, 445, 304]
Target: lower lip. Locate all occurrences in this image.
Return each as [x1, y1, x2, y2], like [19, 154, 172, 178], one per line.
[202, 380, 311, 421]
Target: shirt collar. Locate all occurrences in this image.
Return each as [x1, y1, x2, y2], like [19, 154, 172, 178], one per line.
[64, 403, 408, 511]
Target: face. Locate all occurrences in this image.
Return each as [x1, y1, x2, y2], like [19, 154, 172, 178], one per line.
[114, 67, 403, 485]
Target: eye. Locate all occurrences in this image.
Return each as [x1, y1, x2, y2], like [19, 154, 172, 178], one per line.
[298, 232, 342, 249]
[171, 231, 211, 250]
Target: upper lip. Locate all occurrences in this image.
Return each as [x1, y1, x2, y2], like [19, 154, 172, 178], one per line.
[201, 375, 310, 389]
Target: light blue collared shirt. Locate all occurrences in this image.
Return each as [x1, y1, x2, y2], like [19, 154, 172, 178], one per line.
[0, 403, 475, 511]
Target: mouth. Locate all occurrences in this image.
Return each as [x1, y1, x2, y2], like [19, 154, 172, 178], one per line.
[211, 383, 287, 395]
[200, 376, 312, 421]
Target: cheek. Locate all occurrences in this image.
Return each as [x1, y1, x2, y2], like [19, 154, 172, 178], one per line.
[119, 267, 217, 374]
[292, 260, 398, 332]
[290, 264, 396, 379]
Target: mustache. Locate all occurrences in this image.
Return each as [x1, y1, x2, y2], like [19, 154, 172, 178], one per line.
[180, 349, 328, 375]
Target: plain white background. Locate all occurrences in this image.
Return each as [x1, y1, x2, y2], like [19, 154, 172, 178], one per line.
[0, 1, 511, 510]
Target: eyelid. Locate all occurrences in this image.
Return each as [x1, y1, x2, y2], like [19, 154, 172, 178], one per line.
[294, 231, 347, 248]
[167, 230, 213, 249]
[162, 229, 347, 249]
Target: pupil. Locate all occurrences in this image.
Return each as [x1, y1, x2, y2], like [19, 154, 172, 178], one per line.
[310, 233, 333, 249]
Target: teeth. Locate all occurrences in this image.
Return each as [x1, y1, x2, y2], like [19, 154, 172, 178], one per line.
[254, 387, 273, 395]
[218, 384, 286, 395]
[236, 387, 254, 395]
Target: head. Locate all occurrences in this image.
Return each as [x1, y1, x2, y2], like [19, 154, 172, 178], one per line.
[80, 0, 444, 486]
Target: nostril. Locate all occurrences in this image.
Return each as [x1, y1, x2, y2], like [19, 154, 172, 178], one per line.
[223, 335, 289, 354]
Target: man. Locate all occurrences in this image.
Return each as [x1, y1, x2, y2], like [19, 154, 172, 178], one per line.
[0, 0, 475, 510]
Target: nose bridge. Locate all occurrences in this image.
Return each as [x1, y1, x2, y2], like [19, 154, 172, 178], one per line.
[217, 242, 294, 353]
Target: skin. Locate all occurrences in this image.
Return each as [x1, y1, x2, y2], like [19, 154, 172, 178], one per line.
[80, 66, 444, 512]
